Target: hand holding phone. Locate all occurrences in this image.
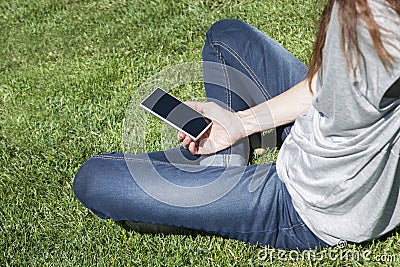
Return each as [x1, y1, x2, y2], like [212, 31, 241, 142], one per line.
[177, 101, 247, 155]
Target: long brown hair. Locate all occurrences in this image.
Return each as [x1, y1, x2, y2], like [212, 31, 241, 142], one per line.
[307, 0, 400, 85]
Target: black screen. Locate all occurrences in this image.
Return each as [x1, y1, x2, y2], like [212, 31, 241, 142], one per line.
[141, 88, 211, 138]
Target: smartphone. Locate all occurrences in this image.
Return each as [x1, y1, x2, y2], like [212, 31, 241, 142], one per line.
[140, 88, 212, 141]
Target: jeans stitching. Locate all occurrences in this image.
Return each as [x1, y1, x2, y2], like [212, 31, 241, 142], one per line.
[93, 155, 210, 168]
[211, 40, 272, 100]
[216, 48, 231, 109]
[215, 44, 231, 165]
[93, 154, 244, 169]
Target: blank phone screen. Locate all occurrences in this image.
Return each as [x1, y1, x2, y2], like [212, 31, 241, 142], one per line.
[141, 88, 211, 139]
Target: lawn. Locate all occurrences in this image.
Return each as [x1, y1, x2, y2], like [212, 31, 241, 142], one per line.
[1, 0, 399, 266]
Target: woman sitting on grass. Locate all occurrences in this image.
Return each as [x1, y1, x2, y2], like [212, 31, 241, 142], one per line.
[73, 0, 400, 250]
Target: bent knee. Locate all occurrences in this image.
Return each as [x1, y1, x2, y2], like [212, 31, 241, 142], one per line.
[72, 154, 140, 220]
[205, 19, 253, 43]
[207, 19, 250, 39]
[73, 157, 110, 218]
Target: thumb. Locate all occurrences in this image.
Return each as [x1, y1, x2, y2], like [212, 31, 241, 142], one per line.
[184, 101, 206, 114]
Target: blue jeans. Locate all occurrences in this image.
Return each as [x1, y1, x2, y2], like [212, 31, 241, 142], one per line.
[73, 19, 328, 250]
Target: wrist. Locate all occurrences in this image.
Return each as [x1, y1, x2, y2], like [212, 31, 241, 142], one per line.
[237, 109, 261, 138]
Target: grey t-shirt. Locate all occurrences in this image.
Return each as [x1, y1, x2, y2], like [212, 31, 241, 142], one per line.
[277, 0, 400, 246]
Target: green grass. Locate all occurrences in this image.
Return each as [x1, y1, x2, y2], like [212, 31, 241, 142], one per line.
[1, 0, 399, 266]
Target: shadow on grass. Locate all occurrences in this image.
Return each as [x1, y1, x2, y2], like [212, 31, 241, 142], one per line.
[360, 226, 400, 246]
[115, 220, 212, 237]
[116, 220, 400, 251]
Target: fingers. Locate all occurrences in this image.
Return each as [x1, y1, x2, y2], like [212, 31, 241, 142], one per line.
[182, 135, 216, 155]
[177, 130, 192, 149]
[177, 131, 185, 141]
[188, 141, 198, 155]
[178, 131, 198, 153]
[181, 135, 193, 149]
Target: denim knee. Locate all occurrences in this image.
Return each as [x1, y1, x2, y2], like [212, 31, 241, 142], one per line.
[73, 157, 109, 219]
[205, 19, 252, 45]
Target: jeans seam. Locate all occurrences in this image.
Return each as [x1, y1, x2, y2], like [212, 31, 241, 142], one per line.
[280, 222, 306, 231]
[216, 47, 231, 109]
[211, 40, 272, 100]
[92, 155, 207, 168]
[215, 44, 232, 165]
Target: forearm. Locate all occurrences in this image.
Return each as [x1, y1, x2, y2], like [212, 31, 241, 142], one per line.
[237, 74, 317, 137]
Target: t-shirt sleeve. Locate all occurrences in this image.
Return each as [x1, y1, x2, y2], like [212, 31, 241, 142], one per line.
[356, 0, 400, 109]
